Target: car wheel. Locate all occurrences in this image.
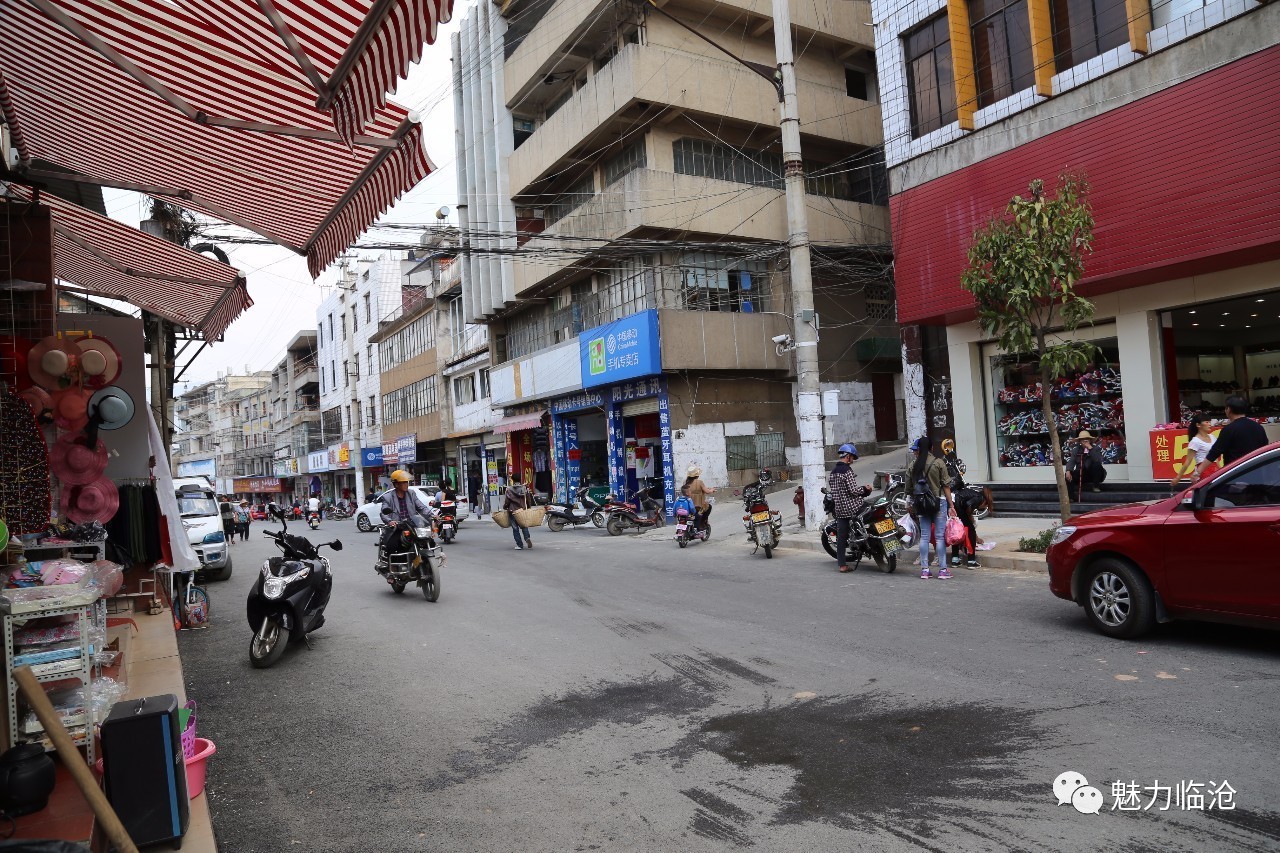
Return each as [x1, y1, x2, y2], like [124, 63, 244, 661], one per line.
[356, 513, 372, 532]
[1082, 558, 1156, 639]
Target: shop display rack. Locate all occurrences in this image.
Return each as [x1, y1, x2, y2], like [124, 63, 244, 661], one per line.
[992, 360, 1126, 468]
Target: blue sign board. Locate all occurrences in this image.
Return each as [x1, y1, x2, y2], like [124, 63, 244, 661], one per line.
[551, 390, 604, 415]
[580, 309, 660, 389]
[396, 434, 417, 465]
[360, 447, 383, 467]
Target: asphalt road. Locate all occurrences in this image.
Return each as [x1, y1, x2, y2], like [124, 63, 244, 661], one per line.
[179, 514, 1280, 852]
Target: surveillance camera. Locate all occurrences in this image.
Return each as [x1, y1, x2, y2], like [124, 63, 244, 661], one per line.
[771, 333, 791, 345]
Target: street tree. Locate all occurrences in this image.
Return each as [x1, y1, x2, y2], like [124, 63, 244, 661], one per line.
[961, 174, 1096, 522]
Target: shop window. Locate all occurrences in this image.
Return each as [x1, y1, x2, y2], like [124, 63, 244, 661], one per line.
[603, 137, 646, 186]
[904, 14, 958, 139]
[725, 433, 786, 471]
[1050, 0, 1129, 72]
[969, 0, 1034, 108]
[680, 252, 771, 314]
[990, 337, 1125, 469]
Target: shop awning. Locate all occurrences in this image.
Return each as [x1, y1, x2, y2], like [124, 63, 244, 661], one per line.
[491, 412, 547, 435]
[0, 0, 439, 277]
[6, 185, 251, 340]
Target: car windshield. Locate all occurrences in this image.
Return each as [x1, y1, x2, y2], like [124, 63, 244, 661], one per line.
[178, 495, 218, 517]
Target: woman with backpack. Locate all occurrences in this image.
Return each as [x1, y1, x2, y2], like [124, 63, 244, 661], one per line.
[909, 436, 953, 578]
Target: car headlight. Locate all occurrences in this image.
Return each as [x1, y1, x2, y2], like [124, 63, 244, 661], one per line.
[203, 531, 225, 544]
[1048, 526, 1077, 548]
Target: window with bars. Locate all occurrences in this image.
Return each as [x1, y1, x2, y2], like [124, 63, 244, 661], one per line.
[725, 433, 786, 471]
[383, 375, 438, 424]
[865, 282, 894, 321]
[970, 0, 1034, 108]
[904, 15, 958, 139]
[603, 137, 647, 186]
[679, 252, 771, 314]
[544, 172, 596, 225]
[673, 138, 881, 203]
[383, 314, 436, 368]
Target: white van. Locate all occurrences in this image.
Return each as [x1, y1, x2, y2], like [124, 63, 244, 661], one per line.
[174, 477, 232, 580]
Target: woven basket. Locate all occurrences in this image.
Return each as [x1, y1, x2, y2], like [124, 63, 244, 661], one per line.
[513, 506, 546, 528]
[491, 509, 511, 528]
[180, 700, 198, 759]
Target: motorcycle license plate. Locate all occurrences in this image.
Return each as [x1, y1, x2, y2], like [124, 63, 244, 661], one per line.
[751, 511, 771, 523]
[883, 536, 903, 554]
[874, 519, 896, 535]
[676, 524, 687, 533]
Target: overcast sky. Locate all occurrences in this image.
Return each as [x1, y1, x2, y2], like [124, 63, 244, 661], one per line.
[102, 6, 469, 395]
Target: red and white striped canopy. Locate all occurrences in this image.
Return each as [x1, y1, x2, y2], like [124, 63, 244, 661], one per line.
[0, 0, 440, 277]
[6, 185, 252, 340]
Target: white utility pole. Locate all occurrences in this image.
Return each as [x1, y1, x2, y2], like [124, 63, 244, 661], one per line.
[770, 0, 825, 527]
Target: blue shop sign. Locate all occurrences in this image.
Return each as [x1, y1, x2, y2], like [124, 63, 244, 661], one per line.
[360, 447, 383, 467]
[551, 390, 604, 415]
[580, 309, 660, 389]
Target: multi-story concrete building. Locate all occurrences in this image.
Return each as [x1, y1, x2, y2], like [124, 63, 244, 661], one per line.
[172, 371, 272, 495]
[315, 253, 412, 504]
[269, 331, 321, 503]
[369, 230, 498, 507]
[870, 0, 1279, 484]
[453, 0, 899, 509]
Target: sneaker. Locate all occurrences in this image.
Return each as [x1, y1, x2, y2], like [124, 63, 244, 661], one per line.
[938, 568, 953, 579]
[920, 568, 932, 579]
[950, 556, 962, 568]
[514, 545, 524, 550]
[965, 558, 980, 568]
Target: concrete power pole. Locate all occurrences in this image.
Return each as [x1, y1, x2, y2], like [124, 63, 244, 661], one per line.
[770, 0, 825, 527]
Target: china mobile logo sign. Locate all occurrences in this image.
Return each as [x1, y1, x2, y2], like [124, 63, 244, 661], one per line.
[1055, 771, 1236, 814]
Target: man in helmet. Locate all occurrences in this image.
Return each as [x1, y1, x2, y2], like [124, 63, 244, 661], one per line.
[377, 470, 435, 569]
[828, 443, 869, 573]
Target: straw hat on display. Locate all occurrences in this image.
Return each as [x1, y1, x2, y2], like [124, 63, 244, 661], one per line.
[61, 478, 120, 524]
[89, 386, 135, 430]
[50, 432, 109, 485]
[50, 386, 93, 431]
[27, 335, 80, 390]
[76, 337, 122, 387]
[18, 386, 52, 420]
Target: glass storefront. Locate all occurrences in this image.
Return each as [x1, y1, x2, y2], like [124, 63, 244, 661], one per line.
[987, 334, 1126, 470]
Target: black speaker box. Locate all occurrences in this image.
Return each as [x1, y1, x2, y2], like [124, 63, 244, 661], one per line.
[100, 694, 189, 849]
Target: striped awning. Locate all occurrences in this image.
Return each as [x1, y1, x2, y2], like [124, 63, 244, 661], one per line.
[0, 0, 442, 277]
[6, 185, 252, 340]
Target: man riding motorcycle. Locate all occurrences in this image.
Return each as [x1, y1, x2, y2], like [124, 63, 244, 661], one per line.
[377, 470, 436, 570]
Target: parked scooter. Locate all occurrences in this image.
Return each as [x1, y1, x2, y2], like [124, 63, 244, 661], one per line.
[306, 510, 321, 530]
[674, 496, 712, 547]
[375, 520, 442, 601]
[436, 499, 459, 543]
[606, 485, 666, 535]
[740, 469, 783, 558]
[546, 486, 604, 532]
[248, 508, 341, 668]
[819, 485, 905, 572]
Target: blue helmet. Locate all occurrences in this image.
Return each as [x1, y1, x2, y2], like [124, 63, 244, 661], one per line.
[838, 443, 858, 458]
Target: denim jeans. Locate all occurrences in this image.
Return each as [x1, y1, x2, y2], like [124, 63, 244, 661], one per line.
[918, 498, 949, 568]
[511, 520, 531, 547]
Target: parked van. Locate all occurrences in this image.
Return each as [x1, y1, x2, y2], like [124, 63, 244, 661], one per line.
[174, 477, 232, 581]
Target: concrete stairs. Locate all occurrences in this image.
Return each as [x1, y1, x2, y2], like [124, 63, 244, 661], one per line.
[984, 481, 1171, 518]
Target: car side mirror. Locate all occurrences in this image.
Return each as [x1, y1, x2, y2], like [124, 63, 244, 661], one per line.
[1187, 489, 1207, 510]
[329, 540, 343, 551]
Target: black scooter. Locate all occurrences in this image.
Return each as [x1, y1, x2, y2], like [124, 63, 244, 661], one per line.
[248, 509, 341, 669]
[546, 486, 605, 532]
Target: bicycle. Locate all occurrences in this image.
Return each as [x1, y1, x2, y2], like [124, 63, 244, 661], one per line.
[164, 567, 211, 630]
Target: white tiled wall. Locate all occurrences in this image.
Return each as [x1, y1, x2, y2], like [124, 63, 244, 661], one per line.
[873, 0, 1265, 168]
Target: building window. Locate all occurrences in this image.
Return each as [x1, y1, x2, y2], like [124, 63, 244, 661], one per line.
[341, 314, 347, 341]
[865, 282, 894, 321]
[904, 15, 958, 138]
[367, 345, 375, 374]
[351, 305, 358, 333]
[368, 396, 377, 426]
[330, 361, 336, 389]
[382, 375, 439, 423]
[327, 313, 334, 341]
[543, 172, 595, 225]
[970, 0, 1034, 107]
[353, 401, 362, 431]
[679, 253, 771, 314]
[382, 314, 435, 369]
[318, 326, 323, 347]
[1050, 0, 1129, 72]
[603, 137, 646, 186]
[364, 293, 372, 323]
[343, 360, 349, 388]
[673, 137, 782, 189]
[454, 374, 477, 406]
[845, 67, 869, 99]
[479, 368, 490, 399]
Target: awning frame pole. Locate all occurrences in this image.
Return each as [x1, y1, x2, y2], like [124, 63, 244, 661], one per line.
[254, 0, 330, 97]
[315, 0, 400, 112]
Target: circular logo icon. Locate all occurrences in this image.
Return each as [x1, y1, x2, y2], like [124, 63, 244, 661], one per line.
[606, 334, 617, 355]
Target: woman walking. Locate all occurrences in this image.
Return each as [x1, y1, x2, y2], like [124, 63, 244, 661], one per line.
[235, 500, 251, 542]
[219, 498, 236, 543]
[1171, 415, 1216, 492]
[909, 436, 953, 578]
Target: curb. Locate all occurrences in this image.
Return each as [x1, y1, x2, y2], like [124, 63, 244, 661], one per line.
[774, 537, 1047, 574]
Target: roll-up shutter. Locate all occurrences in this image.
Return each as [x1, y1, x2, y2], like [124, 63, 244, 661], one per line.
[620, 397, 660, 417]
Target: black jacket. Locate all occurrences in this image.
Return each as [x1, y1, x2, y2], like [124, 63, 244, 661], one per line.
[1205, 417, 1269, 466]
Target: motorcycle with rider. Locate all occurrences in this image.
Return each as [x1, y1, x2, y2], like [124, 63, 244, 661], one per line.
[376, 470, 442, 600]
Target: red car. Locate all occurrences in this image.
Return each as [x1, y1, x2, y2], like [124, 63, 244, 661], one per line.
[1048, 440, 1280, 638]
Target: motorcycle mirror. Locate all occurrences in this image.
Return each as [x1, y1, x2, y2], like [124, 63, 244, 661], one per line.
[329, 540, 343, 551]
[271, 507, 284, 520]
